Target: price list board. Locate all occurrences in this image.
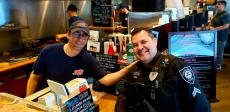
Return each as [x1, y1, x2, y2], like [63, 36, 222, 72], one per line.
[92, 0, 113, 27]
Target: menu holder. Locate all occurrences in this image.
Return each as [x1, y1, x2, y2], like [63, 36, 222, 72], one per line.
[65, 88, 95, 112]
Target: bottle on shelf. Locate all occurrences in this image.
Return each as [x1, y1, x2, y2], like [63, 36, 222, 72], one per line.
[108, 39, 115, 55]
[126, 36, 134, 64]
[115, 36, 120, 52]
[121, 35, 126, 53]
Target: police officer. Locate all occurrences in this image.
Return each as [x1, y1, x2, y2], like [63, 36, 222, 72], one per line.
[115, 27, 211, 112]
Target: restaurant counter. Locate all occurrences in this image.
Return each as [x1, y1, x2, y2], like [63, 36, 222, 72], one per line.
[0, 49, 39, 96]
[91, 87, 117, 112]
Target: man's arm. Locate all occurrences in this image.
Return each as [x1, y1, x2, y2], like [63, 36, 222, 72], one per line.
[210, 23, 229, 30]
[55, 33, 67, 42]
[26, 71, 42, 96]
[98, 60, 138, 86]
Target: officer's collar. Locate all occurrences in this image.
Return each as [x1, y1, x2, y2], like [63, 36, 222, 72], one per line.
[144, 51, 161, 68]
[137, 51, 161, 68]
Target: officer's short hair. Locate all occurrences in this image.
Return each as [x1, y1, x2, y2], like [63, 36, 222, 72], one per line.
[131, 27, 155, 39]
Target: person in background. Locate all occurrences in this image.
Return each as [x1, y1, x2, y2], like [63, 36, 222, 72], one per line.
[206, 0, 230, 70]
[55, 4, 85, 42]
[26, 20, 138, 96]
[115, 28, 211, 112]
[118, 3, 129, 28]
[116, 3, 129, 34]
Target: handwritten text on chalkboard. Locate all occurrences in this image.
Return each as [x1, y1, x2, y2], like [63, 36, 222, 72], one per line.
[92, 0, 113, 27]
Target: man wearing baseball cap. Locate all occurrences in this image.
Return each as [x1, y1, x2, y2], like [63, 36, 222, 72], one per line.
[206, 0, 230, 70]
[27, 20, 138, 96]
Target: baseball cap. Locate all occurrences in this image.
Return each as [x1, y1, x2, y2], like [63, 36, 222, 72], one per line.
[68, 20, 89, 36]
[215, 0, 227, 6]
[119, 3, 127, 9]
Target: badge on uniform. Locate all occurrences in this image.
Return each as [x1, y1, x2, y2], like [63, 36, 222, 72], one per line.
[149, 72, 158, 81]
[179, 66, 195, 84]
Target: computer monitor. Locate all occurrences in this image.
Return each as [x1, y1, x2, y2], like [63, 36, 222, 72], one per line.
[168, 30, 217, 101]
[168, 30, 217, 58]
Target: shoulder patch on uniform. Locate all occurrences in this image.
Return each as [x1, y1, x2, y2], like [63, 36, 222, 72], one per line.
[179, 66, 195, 84]
[192, 87, 201, 97]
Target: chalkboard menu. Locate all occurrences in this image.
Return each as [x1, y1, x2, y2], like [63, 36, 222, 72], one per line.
[65, 88, 95, 112]
[96, 53, 118, 73]
[91, 52, 119, 73]
[92, 0, 113, 27]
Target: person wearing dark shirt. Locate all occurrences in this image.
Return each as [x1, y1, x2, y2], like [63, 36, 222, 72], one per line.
[206, 0, 230, 70]
[26, 20, 138, 96]
[67, 4, 84, 26]
[115, 27, 211, 112]
[55, 4, 84, 42]
[119, 3, 129, 27]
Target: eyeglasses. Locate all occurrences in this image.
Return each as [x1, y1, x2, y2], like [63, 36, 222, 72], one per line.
[71, 31, 89, 40]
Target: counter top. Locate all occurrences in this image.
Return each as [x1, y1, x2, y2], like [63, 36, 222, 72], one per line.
[91, 88, 117, 112]
[0, 49, 39, 73]
[89, 26, 127, 32]
[0, 26, 29, 31]
[0, 57, 36, 73]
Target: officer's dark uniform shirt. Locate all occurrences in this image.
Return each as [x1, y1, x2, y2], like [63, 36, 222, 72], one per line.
[115, 51, 211, 112]
[33, 44, 106, 90]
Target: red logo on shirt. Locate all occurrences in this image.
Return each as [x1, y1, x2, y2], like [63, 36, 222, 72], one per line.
[72, 69, 84, 76]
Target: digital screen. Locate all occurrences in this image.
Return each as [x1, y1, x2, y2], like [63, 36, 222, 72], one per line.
[168, 30, 217, 57]
[168, 30, 217, 101]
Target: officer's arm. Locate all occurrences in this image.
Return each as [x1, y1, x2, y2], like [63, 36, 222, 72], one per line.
[176, 62, 211, 112]
[99, 60, 138, 86]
